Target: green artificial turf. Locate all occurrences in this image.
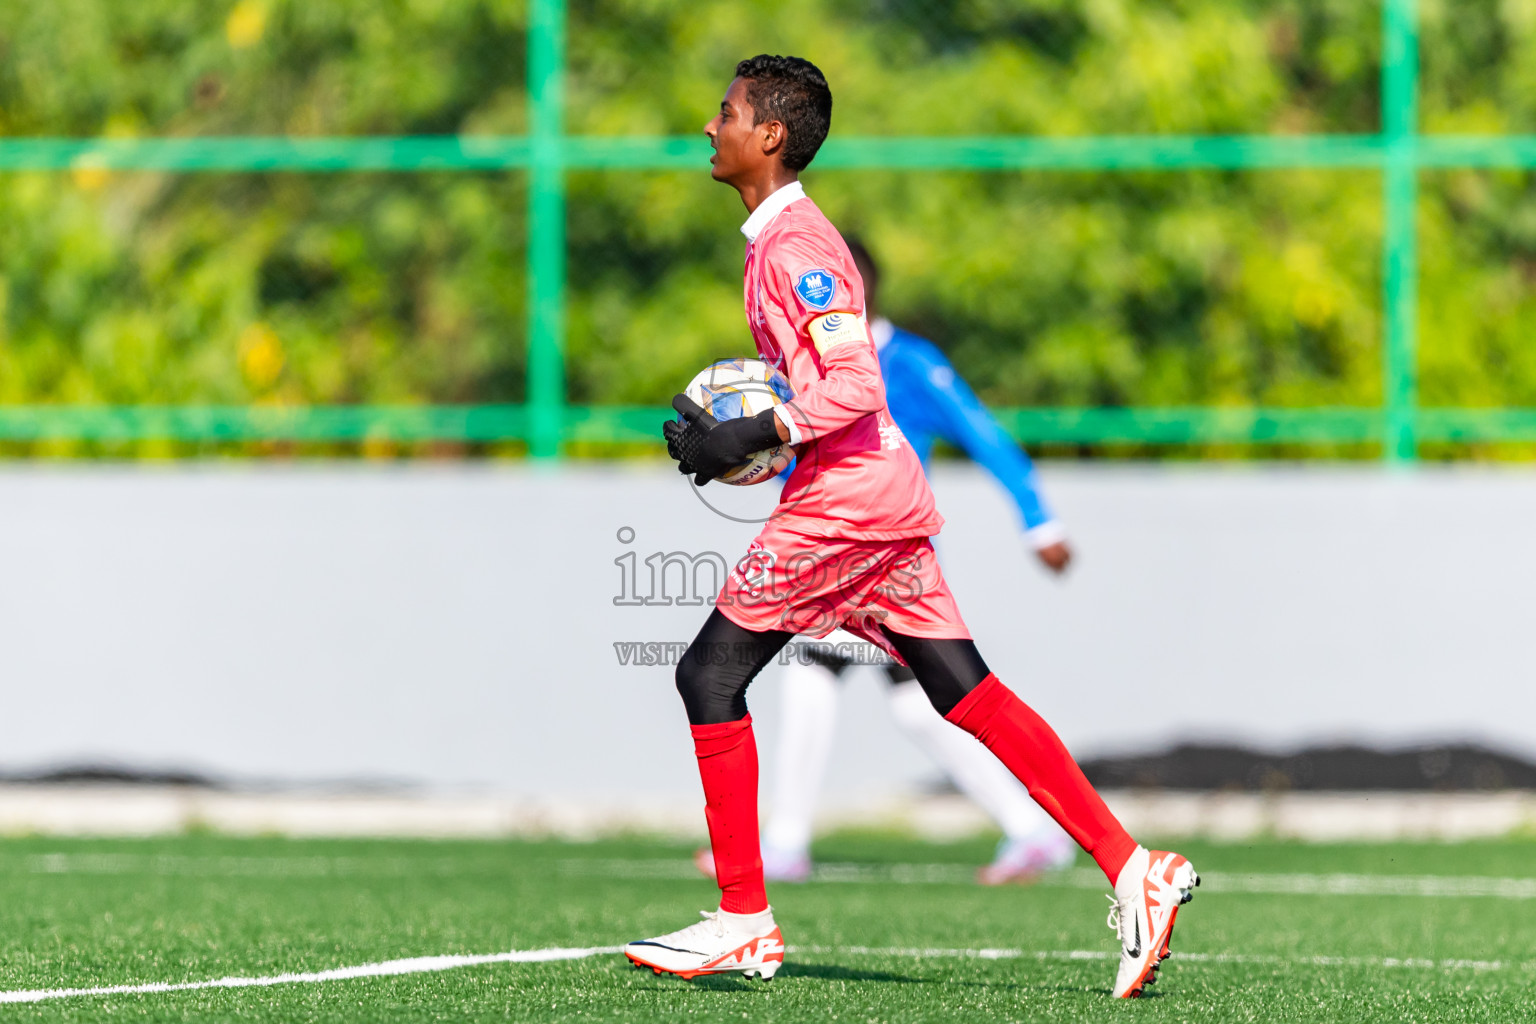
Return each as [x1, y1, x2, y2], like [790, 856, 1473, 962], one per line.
[0, 832, 1531, 1022]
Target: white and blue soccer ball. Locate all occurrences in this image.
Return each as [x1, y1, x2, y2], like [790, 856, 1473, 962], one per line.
[682, 358, 796, 486]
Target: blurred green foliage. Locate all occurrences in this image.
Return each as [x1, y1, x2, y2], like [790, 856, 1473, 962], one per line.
[569, 0, 1536, 427]
[1, 0, 1535, 456]
[0, 0, 529, 424]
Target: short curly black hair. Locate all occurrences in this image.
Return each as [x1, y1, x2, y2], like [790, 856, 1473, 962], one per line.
[734, 54, 832, 171]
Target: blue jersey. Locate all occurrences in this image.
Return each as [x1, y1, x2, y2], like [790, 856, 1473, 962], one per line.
[874, 320, 1059, 537]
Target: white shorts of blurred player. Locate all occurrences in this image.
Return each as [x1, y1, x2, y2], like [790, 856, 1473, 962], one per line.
[761, 629, 1076, 884]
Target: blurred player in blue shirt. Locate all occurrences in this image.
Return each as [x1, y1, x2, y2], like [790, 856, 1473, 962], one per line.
[701, 240, 1079, 886]
[862, 239, 1071, 572]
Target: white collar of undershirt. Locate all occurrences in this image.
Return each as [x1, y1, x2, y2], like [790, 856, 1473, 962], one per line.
[870, 317, 895, 350]
[740, 181, 806, 242]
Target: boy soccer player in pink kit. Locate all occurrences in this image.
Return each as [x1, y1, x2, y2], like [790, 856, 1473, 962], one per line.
[627, 54, 1198, 999]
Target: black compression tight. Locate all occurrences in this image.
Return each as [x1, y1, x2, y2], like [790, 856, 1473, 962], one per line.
[674, 610, 794, 725]
[876, 626, 991, 716]
[674, 610, 992, 725]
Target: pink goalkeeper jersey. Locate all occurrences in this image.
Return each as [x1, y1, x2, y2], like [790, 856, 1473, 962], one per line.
[741, 182, 943, 541]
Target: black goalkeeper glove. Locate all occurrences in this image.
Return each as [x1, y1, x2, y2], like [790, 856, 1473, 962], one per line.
[662, 394, 783, 486]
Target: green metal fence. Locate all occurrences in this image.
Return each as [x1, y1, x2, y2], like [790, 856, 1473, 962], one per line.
[4, 0, 1530, 460]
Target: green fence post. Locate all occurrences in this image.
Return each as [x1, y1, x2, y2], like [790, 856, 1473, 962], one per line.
[527, 0, 567, 459]
[1382, 0, 1420, 463]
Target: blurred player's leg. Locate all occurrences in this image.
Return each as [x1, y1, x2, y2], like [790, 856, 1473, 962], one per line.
[759, 652, 846, 881]
[883, 673, 1074, 883]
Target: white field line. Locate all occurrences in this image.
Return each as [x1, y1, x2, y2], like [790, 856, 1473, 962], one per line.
[557, 859, 1536, 899]
[2, 942, 1532, 1005]
[0, 946, 622, 1005]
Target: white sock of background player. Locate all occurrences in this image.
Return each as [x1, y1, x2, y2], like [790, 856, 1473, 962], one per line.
[761, 658, 841, 862]
[885, 678, 1067, 850]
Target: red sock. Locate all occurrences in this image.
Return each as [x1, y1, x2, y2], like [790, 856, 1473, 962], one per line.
[691, 715, 767, 914]
[945, 674, 1138, 884]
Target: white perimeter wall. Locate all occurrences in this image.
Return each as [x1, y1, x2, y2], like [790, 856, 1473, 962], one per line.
[0, 462, 1532, 804]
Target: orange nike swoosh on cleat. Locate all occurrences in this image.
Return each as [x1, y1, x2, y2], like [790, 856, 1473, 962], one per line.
[705, 932, 786, 970]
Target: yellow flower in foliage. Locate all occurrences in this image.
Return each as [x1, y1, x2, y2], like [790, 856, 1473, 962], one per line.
[238, 322, 285, 390]
[226, 0, 268, 49]
[71, 156, 109, 191]
[72, 116, 141, 189]
[362, 432, 399, 460]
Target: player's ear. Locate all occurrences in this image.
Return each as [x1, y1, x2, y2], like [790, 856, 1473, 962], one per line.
[759, 119, 787, 158]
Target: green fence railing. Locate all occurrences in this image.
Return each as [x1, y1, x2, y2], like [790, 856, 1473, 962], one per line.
[4, 0, 1531, 460]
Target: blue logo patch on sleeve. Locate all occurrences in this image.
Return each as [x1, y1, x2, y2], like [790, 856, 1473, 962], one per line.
[794, 268, 836, 310]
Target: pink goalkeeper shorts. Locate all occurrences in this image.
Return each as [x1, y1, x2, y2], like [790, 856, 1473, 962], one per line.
[715, 520, 970, 658]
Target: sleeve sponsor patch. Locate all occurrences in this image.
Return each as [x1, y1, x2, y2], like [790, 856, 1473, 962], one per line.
[794, 268, 837, 310]
[807, 312, 866, 356]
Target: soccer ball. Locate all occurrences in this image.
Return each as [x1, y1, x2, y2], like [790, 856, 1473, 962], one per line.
[681, 358, 796, 486]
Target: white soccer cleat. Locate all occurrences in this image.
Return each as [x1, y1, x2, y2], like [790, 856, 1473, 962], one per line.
[1107, 847, 1199, 998]
[624, 907, 786, 981]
